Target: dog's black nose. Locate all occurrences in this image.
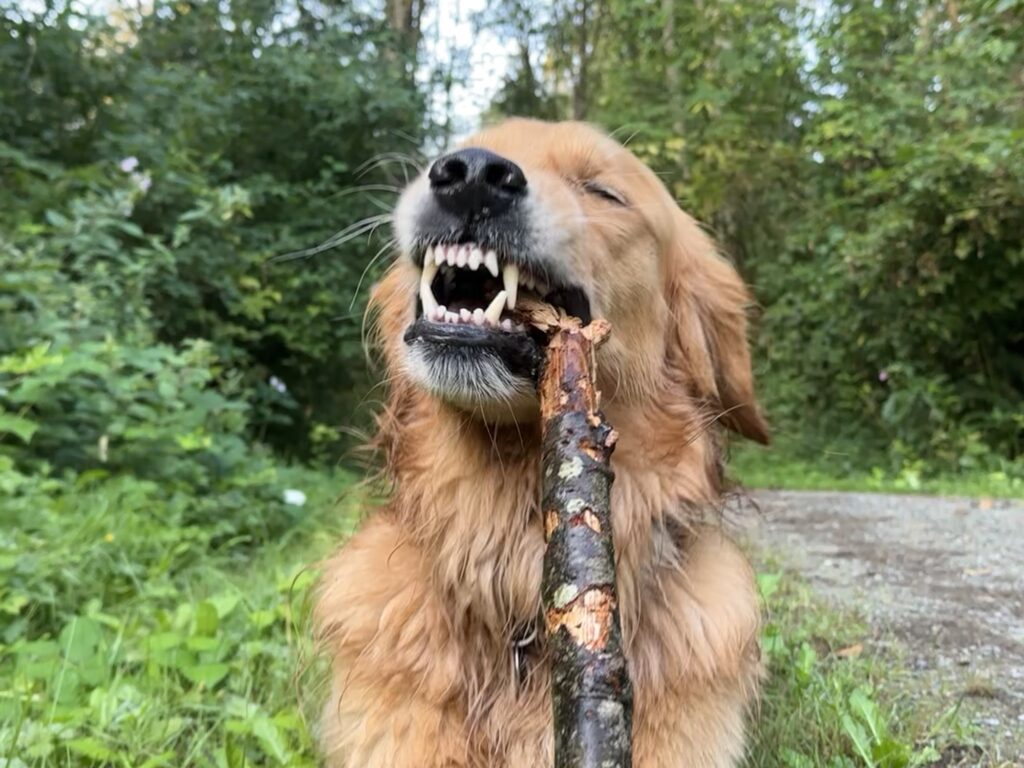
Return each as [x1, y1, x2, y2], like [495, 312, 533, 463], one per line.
[428, 148, 527, 218]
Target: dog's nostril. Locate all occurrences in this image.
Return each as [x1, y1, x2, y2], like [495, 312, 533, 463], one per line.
[428, 156, 468, 188]
[483, 160, 526, 193]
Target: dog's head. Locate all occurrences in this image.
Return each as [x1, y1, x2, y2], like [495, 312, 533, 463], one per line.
[375, 118, 768, 442]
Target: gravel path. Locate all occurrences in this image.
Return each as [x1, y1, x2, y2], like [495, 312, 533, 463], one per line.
[731, 490, 1024, 765]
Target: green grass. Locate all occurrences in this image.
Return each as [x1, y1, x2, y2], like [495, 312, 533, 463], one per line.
[1, 464, 361, 767]
[747, 567, 970, 768]
[730, 441, 1024, 499]
[2, 463, 970, 767]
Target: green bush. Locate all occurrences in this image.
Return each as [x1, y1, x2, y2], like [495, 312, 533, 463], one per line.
[0, 459, 350, 766]
[1, 0, 425, 460]
[486, 0, 1024, 481]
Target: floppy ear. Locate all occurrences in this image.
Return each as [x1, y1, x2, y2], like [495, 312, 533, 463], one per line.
[664, 210, 771, 444]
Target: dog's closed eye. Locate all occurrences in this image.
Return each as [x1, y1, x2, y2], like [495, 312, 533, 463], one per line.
[580, 180, 629, 207]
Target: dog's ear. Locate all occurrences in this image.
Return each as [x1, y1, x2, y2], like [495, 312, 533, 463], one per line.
[663, 209, 770, 444]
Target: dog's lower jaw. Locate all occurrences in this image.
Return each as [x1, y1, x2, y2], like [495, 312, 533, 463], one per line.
[402, 347, 542, 424]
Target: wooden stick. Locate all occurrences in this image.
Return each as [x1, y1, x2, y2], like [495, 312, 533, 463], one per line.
[529, 303, 633, 768]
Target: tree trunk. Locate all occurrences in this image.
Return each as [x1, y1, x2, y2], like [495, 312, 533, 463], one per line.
[385, 0, 426, 81]
[572, 0, 590, 119]
[662, 0, 689, 186]
[537, 317, 633, 768]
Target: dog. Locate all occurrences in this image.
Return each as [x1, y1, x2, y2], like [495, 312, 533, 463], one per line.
[315, 118, 771, 767]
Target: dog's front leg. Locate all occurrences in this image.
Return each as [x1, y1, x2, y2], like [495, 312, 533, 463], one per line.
[316, 517, 476, 767]
[628, 529, 763, 768]
[319, 681, 473, 767]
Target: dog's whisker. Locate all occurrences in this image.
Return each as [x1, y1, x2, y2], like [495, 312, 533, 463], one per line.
[328, 184, 403, 200]
[273, 214, 391, 262]
[348, 237, 398, 311]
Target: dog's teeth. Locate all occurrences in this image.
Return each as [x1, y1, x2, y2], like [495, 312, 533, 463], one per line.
[484, 250, 499, 277]
[435, 247, 446, 266]
[420, 284, 438, 317]
[456, 246, 469, 268]
[472, 308, 485, 326]
[420, 258, 439, 317]
[446, 246, 457, 266]
[468, 247, 482, 271]
[484, 290, 507, 325]
[502, 264, 518, 309]
[435, 305, 447, 321]
[501, 318, 513, 331]
[459, 308, 471, 323]
[536, 279, 549, 296]
[422, 254, 439, 284]
[445, 311, 459, 324]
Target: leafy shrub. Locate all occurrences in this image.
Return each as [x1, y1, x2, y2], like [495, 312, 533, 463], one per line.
[0, 461, 351, 766]
[1, 0, 425, 460]
[750, 2, 1024, 478]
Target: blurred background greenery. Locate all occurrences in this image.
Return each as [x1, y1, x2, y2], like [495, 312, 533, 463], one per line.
[1, 0, 1021, 765]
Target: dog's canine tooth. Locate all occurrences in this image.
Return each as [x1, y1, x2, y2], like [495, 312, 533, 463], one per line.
[502, 264, 518, 309]
[420, 284, 438, 317]
[468, 247, 483, 271]
[484, 250, 499, 277]
[484, 290, 507, 325]
[420, 258, 439, 317]
[422, 254, 439, 284]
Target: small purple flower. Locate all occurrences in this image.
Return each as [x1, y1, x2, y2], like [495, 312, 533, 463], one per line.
[878, 370, 889, 382]
[269, 376, 287, 394]
[119, 156, 139, 173]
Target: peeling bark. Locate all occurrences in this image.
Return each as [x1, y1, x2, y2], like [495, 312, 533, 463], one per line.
[530, 307, 633, 768]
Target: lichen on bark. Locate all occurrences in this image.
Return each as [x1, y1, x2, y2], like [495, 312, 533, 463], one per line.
[525, 302, 633, 768]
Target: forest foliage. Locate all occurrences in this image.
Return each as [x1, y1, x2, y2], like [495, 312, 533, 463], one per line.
[1, 0, 1021, 764]
[1, 2, 421, 760]
[2, 0, 1022, 487]
[487, 0, 1024, 482]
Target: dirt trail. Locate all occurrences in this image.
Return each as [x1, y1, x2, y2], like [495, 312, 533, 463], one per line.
[731, 490, 1024, 765]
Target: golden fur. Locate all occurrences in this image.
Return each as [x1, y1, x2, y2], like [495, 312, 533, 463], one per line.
[315, 119, 770, 767]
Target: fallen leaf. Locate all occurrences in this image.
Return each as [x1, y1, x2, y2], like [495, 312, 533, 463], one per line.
[962, 567, 991, 577]
[836, 643, 863, 658]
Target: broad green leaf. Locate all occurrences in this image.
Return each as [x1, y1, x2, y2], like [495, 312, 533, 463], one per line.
[195, 601, 219, 637]
[66, 738, 115, 760]
[0, 414, 38, 443]
[252, 715, 290, 764]
[59, 617, 103, 664]
[181, 662, 230, 687]
[841, 713, 876, 767]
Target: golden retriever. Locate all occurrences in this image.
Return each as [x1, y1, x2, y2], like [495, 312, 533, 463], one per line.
[315, 118, 770, 767]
